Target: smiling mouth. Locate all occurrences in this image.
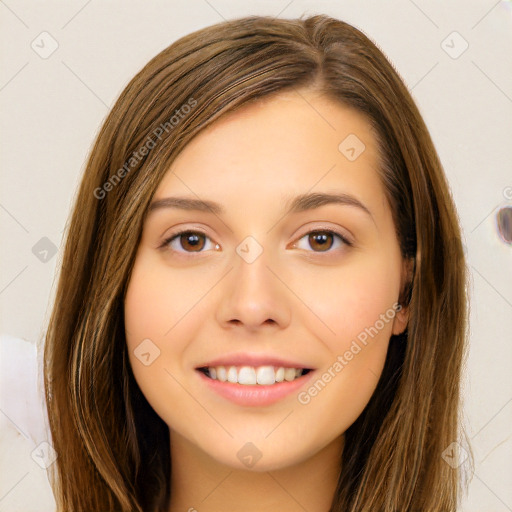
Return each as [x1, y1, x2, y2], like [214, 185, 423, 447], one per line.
[196, 365, 313, 386]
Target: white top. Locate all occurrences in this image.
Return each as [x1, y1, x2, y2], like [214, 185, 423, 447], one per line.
[0, 334, 57, 511]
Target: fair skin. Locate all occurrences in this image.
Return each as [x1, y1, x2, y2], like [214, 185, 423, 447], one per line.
[124, 88, 410, 512]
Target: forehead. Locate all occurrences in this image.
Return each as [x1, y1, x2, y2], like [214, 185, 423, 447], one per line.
[154, 89, 385, 213]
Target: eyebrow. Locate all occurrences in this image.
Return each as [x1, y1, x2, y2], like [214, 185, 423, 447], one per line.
[147, 192, 373, 220]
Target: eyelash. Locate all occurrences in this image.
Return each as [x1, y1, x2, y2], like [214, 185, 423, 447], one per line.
[159, 228, 353, 256]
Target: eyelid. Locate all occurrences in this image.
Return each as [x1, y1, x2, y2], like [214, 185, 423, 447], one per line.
[291, 223, 354, 245]
[158, 227, 216, 252]
[290, 229, 353, 254]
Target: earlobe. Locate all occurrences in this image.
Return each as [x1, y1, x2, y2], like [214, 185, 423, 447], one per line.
[391, 303, 409, 335]
[392, 256, 414, 335]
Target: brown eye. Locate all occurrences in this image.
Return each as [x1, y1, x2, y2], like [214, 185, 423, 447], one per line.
[179, 232, 205, 251]
[308, 232, 334, 252]
[162, 230, 217, 254]
[294, 229, 352, 253]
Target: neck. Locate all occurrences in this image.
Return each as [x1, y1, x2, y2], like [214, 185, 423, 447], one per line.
[168, 431, 343, 512]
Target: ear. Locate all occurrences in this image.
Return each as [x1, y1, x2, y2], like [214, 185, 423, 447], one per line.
[391, 256, 414, 336]
[391, 303, 409, 335]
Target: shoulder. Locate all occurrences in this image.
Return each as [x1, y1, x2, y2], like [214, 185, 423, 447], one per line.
[0, 334, 56, 511]
[0, 334, 47, 443]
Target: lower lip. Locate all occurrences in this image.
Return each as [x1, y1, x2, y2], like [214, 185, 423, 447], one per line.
[196, 370, 315, 407]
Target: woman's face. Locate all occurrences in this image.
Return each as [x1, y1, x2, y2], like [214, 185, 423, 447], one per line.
[124, 89, 409, 471]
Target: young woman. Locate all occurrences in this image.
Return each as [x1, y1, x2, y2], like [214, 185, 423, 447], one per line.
[44, 14, 471, 512]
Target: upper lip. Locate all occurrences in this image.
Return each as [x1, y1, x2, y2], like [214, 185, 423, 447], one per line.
[195, 352, 315, 370]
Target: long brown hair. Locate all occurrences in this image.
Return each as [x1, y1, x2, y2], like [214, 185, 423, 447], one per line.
[44, 14, 471, 511]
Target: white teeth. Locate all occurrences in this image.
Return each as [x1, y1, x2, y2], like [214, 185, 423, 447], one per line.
[256, 366, 275, 385]
[227, 366, 238, 383]
[238, 366, 257, 385]
[217, 366, 227, 382]
[284, 368, 296, 382]
[205, 365, 307, 385]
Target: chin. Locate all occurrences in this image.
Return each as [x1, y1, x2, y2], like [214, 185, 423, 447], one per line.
[197, 435, 317, 473]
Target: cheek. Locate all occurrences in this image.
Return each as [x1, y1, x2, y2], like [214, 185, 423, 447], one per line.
[123, 256, 209, 428]
[124, 253, 208, 344]
[290, 254, 401, 427]
[288, 253, 401, 346]
[123, 255, 200, 395]
[289, 254, 400, 414]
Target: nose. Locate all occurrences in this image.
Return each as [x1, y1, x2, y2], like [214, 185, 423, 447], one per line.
[215, 248, 292, 333]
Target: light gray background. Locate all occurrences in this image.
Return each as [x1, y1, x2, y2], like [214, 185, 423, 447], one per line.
[1, 1, 511, 511]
